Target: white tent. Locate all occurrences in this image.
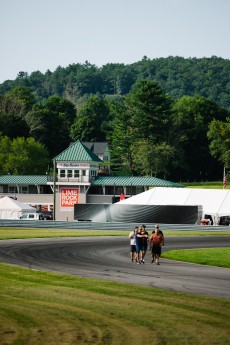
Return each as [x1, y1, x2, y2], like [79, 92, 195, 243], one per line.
[0, 196, 36, 219]
[117, 187, 230, 223]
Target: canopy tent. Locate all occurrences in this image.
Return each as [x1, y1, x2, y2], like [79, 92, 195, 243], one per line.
[117, 187, 230, 223]
[0, 196, 36, 219]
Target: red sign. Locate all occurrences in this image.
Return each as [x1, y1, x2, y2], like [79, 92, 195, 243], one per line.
[60, 188, 79, 207]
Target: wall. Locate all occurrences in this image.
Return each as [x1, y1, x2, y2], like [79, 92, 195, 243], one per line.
[0, 193, 53, 205]
[87, 195, 113, 204]
[55, 191, 86, 221]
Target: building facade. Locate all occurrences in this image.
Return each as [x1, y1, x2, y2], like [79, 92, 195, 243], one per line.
[0, 141, 183, 221]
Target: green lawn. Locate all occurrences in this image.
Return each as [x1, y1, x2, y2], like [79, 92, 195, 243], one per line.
[162, 247, 230, 268]
[0, 227, 230, 240]
[0, 227, 230, 344]
[0, 263, 229, 345]
[185, 181, 227, 189]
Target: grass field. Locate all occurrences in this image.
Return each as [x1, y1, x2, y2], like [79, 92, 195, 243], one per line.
[185, 181, 228, 189]
[0, 228, 230, 345]
[162, 247, 230, 268]
[0, 228, 230, 240]
[0, 263, 230, 345]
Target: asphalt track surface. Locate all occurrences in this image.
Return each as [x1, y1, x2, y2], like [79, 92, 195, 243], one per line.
[0, 236, 230, 299]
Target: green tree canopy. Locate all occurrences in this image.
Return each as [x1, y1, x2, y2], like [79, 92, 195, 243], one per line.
[0, 86, 34, 138]
[0, 135, 49, 175]
[70, 96, 110, 142]
[208, 118, 230, 169]
[170, 95, 228, 180]
[26, 96, 76, 157]
[109, 80, 174, 176]
[108, 101, 133, 174]
[125, 80, 173, 144]
[132, 140, 175, 177]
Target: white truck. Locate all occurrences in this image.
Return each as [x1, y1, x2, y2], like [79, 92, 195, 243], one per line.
[20, 213, 44, 220]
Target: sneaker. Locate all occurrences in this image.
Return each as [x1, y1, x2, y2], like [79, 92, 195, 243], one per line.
[151, 259, 154, 263]
[142, 259, 145, 264]
[156, 262, 160, 265]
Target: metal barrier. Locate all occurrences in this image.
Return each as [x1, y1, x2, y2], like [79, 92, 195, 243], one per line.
[0, 219, 230, 232]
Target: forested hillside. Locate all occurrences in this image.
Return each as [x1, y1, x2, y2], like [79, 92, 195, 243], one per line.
[0, 57, 230, 182]
[0, 56, 230, 109]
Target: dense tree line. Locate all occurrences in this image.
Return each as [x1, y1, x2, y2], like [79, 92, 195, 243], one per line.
[0, 56, 230, 181]
[0, 56, 230, 110]
[0, 80, 229, 181]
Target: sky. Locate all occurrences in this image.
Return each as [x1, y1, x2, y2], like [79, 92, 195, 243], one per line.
[0, 0, 230, 84]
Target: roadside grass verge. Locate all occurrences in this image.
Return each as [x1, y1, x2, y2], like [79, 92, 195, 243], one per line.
[0, 228, 230, 240]
[162, 248, 230, 268]
[185, 181, 227, 189]
[0, 263, 229, 345]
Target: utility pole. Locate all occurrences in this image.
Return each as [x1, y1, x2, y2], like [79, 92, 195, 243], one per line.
[223, 167, 227, 189]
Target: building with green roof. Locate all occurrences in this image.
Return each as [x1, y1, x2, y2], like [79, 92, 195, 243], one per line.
[53, 140, 103, 163]
[0, 141, 183, 221]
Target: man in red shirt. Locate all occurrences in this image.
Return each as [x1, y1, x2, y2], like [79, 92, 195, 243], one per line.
[149, 224, 164, 265]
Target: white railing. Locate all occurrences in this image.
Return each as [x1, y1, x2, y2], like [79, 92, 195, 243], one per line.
[57, 177, 90, 183]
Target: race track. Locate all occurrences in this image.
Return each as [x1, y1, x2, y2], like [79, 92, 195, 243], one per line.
[0, 236, 229, 299]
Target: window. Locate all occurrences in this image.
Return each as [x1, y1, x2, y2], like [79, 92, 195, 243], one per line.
[20, 186, 28, 194]
[60, 170, 65, 178]
[136, 186, 144, 194]
[8, 186, 28, 194]
[82, 170, 86, 176]
[8, 186, 17, 193]
[74, 170, 80, 178]
[67, 170, 72, 178]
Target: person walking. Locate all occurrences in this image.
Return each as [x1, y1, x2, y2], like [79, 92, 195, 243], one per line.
[149, 224, 164, 265]
[151, 224, 164, 236]
[135, 227, 142, 264]
[136, 225, 149, 264]
[128, 226, 138, 262]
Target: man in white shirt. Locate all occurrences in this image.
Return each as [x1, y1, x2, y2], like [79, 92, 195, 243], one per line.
[128, 226, 138, 262]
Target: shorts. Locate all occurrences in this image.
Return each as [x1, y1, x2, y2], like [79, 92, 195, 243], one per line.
[130, 245, 136, 253]
[140, 243, 148, 253]
[136, 243, 147, 253]
[135, 242, 141, 253]
[151, 245, 162, 256]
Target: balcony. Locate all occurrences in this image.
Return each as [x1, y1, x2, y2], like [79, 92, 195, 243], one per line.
[57, 177, 90, 183]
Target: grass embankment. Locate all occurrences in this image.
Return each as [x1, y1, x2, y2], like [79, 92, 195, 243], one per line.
[0, 263, 230, 345]
[185, 181, 228, 189]
[0, 228, 230, 344]
[162, 248, 230, 268]
[0, 228, 230, 240]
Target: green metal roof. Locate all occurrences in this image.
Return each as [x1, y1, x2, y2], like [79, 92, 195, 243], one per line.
[91, 176, 183, 187]
[0, 175, 183, 187]
[0, 175, 49, 185]
[53, 140, 103, 163]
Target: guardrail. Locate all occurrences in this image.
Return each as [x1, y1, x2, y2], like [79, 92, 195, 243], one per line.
[0, 220, 230, 232]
